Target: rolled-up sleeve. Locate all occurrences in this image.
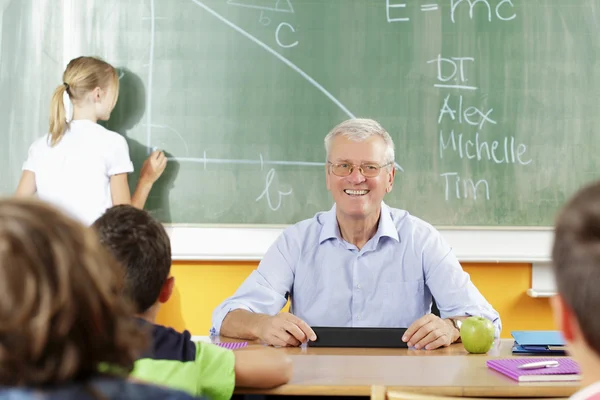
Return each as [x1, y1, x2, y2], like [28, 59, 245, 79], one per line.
[106, 135, 134, 176]
[210, 229, 298, 335]
[421, 228, 502, 338]
[23, 140, 41, 172]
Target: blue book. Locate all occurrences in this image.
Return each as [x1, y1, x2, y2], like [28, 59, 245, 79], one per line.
[512, 343, 566, 355]
[511, 330, 566, 355]
[511, 330, 565, 346]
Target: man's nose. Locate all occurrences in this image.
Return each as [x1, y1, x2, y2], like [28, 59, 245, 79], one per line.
[346, 166, 366, 184]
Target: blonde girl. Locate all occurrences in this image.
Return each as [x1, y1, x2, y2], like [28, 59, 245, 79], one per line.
[15, 56, 166, 225]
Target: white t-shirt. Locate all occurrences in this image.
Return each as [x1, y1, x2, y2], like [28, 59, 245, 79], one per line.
[23, 120, 134, 226]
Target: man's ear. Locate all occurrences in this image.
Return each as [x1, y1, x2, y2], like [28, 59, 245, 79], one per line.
[386, 167, 395, 193]
[325, 164, 332, 191]
[551, 294, 575, 341]
[158, 276, 175, 304]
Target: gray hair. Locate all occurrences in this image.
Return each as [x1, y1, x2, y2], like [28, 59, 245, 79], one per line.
[324, 118, 395, 166]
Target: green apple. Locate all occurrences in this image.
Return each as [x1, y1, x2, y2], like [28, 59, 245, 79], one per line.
[460, 316, 495, 354]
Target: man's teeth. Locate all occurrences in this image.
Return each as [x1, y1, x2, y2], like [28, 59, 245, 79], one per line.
[344, 189, 369, 195]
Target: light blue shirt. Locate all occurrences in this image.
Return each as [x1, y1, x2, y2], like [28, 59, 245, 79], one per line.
[211, 203, 501, 337]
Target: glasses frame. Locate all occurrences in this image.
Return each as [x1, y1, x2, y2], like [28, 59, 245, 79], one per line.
[327, 161, 393, 178]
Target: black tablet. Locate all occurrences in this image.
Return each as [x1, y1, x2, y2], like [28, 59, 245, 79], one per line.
[307, 326, 408, 348]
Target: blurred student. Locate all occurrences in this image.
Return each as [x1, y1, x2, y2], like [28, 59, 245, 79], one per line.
[0, 198, 195, 400]
[552, 180, 600, 400]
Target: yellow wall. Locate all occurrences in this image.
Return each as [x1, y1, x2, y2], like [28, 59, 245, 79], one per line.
[156, 261, 555, 339]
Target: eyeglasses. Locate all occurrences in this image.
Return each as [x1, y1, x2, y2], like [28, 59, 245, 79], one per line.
[327, 161, 393, 178]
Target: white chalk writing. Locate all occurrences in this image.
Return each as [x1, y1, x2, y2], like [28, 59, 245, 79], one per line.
[256, 168, 293, 211]
[439, 130, 532, 165]
[386, 0, 516, 23]
[431, 54, 531, 202]
[450, 0, 517, 23]
[440, 172, 490, 201]
[437, 94, 497, 130]
[276, 22, 298, 48]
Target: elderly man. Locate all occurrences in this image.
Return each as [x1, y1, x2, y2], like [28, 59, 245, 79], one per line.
[211, 118, 501, 350]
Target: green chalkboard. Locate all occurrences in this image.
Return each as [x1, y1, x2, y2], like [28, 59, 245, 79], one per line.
[1, 0, 599, 226]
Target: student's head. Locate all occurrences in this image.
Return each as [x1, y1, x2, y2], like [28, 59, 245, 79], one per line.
[0, 199, 146, 387]
[93, 205, 173, 315]
[324, 118, 396, 220]
[552, 180, 600, 361]
[49, 56, 119, 145]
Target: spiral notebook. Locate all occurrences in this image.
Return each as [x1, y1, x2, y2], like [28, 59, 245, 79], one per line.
[215, 342, 248, 350]
[486, 358, 581, 382]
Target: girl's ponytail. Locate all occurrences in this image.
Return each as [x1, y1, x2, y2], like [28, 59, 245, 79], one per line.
[48, 83, 69, 146]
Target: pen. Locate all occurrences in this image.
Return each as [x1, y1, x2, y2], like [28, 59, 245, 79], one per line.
[518, 360, 559, 370]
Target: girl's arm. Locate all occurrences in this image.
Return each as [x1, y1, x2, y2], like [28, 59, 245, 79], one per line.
[14, 171, 37, 197]
[130, 150, 167, 209]
[110, 173, 133, 205]
[110, 150, 167, 210]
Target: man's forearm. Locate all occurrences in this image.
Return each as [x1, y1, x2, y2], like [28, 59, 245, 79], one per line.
[220, 309, 269, 340]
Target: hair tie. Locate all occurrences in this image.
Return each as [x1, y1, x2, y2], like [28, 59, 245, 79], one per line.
[63, 89, 73, 123]
[63, 82, 69, 91]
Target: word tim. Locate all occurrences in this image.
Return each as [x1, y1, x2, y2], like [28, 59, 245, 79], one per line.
[440, 172, 489, 201]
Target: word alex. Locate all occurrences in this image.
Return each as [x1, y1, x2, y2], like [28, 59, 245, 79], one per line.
[438, 94, 497, 130]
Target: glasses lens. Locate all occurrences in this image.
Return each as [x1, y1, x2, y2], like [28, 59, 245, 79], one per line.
[361, 164, 380, 177]
[332, 163, 351, 176]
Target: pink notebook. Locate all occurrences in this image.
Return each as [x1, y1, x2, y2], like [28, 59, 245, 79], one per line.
[215, 342, 248, 350]
[486, 358, 581, 382]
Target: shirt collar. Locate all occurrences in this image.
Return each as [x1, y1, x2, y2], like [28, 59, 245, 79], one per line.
[374, 202, 400, 243]
[318, 202, 400, 245]
[319, 204, 341, 244]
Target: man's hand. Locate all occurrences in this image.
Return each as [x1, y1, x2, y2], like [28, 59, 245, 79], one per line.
[402, 314, 459, 350]
[139, 149, 167, 185]
[256, 312, 317, 347]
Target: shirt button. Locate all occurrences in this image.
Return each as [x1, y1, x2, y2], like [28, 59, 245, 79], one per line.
[357, 315, 362, 320]
[357, 284, 362, 289]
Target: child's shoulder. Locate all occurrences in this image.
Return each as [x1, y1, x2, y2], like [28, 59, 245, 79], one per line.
[29, 134, 52, 149]
[67, 121, 127, 147]
[144, 322, 197, 362]
[89, 124, 128, 146]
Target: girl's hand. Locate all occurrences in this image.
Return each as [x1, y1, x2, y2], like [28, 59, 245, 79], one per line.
[140, 149, 167, 185]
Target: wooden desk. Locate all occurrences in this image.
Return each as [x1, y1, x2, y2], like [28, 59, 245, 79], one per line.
[222, 338, 580, 398]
